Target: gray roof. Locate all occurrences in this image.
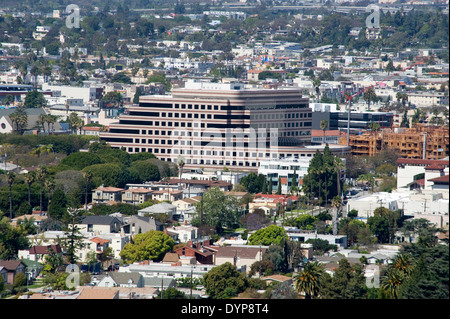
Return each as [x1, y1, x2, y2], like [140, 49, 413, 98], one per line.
[80, 216, 123, 225]
[144, 277, 175, 288]
[0, 107, 63, 130]
[110, 272, 142, 285]
[138, 202, 176, 214]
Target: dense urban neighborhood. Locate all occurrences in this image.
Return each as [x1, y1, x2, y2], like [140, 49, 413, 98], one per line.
[0, 0, 448, 304]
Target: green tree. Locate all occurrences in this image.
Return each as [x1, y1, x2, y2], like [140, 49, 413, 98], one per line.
[294, 261, 327, 299]
[0, 216, 29, 260]
[6, 172, 16, 219]
[192, 187, 241, 231]
[24, 90, 47, 108]
[47, 189, 68, 222]
[203, 262, 248, 299]
[240, 173, 266, 194]
[129, 160, 161, 183]
[60, 152, 103, 170]
[120, 230, 175, 263]
[61, 207, 85, 264]
[320, 119, 328, 143]
[247, 225, 288, 246]
[320, 258, 368, 299]
[82, 163, 131, 188]
[363, 87, 377, 110]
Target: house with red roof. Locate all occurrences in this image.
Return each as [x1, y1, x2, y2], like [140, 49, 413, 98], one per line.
[18, 244, 63, 263]
[397, 158, 449, 190]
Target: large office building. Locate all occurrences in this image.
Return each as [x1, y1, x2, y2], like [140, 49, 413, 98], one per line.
[100, 80, 349, 171]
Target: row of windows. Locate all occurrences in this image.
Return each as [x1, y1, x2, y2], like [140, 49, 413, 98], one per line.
[105, 129, 311, 142]
[139, 102, 309, 111]
[253, 121, 312, 128]
[251, 112, 311, 120]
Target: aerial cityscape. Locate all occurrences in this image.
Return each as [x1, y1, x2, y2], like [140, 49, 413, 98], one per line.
[0, 0, 448, 306]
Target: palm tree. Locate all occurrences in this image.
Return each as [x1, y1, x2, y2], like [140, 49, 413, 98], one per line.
[83, 171, 93, 214]
[392, 253, 413, 276]
[37, 113, 46, 133]
[45, 178, 56, 210]
[357, 173, 376, 193]
[381, 267, 405, 299]
[7, 172, 16, 219]
[25, 171, 36, 205]
[312, 77, 321, 102]
[294, 261, 326, 299]
[320, 120, 328, 144]
[36, 166, 48, 214]
[331, 195, 342, 235]
[332, 156, 345, 198]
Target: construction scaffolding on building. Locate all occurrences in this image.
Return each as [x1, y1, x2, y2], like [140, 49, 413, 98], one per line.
[340, 124, 449, 160]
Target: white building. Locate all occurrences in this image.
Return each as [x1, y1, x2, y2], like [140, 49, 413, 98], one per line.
[118, 262, 215, 280]
[42, 84, 97, 103]
[166, 225, 199, 243]
[258, 156, 312, 194]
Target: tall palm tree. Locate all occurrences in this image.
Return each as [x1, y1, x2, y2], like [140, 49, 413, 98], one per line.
[320, 119, 328, 144]
[83, 171, 93, 214]
[7, 172, 16, 219]
[25, 171, 36, 205]
[332, 156, 345, 198]
[294, 261, 326, 299]
[37, 113, 46, 133]
[331, 195, 342, 235]
[45, 178, 56, 210]
[36, 166, 48, 214]
[357, 173, 376, 193]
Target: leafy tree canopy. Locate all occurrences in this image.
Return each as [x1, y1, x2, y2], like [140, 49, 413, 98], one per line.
[248, 224, 288, 246]
[120, 230, 174, 263]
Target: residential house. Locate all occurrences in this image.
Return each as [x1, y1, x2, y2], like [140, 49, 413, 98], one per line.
[261, 274, 293, 285]
[166, 225, 199, 243]
[77, 287, 120, 299]
[119, 214, 164, 234]
[0, 266, 7, 285]
[214, 245, 268, 273]
[18, 244, 63, 263]
[0, 260, 26, 285]
[11, 214, 48, 229]
[250, 193, 298, 216]
[397, 158, 449, 190]
[97, 272, 145, 288]
[172, 196, 201, 221]
[120, 260, 213, 280]
[151, 189, 183, 202]
[173, 240, 216, 265]
[285, 227, 348, 248]
[77, 216, 123, 234]
[166, 178, 232, 192]
[0, 108, 61, 134]
[92, 186, 124, 204]
[137, 202, 176, 218]
[121, 188, 153, 205]
[143, 277, 176, 289]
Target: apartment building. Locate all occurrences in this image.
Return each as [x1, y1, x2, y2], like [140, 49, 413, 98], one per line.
[341, 125, 449, 159]
[382, 125, 449, 160]
[100, 80, 349, 171]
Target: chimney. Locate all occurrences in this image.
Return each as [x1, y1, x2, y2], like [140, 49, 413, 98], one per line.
[187, 240, 193, 247]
